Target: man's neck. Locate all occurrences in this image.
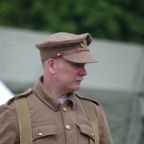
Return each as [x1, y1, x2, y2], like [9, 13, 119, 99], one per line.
[42, 75, 74, 99]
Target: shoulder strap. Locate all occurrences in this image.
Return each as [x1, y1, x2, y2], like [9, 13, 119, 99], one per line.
[14, 98, 32, 144]
[81, 99, 99, 144]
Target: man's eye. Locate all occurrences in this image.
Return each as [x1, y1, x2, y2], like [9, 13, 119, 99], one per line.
[70, 63, 85, 68]
[71, 63, 78, 67]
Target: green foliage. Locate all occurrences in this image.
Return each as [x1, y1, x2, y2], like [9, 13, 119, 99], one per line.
[0, 0, 143, 43]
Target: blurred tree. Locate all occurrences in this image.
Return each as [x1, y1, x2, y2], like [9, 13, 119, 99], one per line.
[0, 0, 143, 43]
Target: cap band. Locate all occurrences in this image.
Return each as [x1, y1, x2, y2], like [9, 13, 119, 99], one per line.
[57, 48, 89, 57]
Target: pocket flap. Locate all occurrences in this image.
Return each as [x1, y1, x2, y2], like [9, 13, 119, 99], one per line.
[33, 125, 57, 141]
[78, 124, 94, 141]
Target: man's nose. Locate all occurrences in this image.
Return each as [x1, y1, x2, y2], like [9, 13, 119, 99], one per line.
[79, 66, 87, 76]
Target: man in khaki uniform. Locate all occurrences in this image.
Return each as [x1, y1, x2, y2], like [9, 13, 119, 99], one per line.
[0, 32, 113, 144]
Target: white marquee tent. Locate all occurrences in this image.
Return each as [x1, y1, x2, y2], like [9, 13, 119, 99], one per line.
[0, 80, 14, 105]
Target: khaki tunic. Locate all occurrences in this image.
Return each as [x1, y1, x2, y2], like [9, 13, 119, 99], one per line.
[0, 78, 113, 144]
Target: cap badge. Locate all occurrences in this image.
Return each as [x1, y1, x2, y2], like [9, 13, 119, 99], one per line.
[80, 39, 88, 48]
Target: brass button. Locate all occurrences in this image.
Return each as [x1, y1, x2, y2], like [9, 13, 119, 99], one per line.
[57, 53, 61, 56]
[91, 133, 94, 137]
[63, 107, 67, 112]
[39, 132, 43, 136]
[66, 125, 71, 130]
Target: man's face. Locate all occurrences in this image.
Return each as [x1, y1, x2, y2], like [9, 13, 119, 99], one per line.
[54, 58, 87, 92]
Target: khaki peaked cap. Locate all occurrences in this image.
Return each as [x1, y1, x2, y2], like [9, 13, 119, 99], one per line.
[35, 32, 96, 63]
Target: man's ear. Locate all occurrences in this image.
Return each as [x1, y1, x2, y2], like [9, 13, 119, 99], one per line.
[47, 59, 55, 74]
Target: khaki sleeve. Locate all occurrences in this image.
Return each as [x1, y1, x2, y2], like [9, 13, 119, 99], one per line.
[94, 104, 113, 144]
[0, 103, 19, 144]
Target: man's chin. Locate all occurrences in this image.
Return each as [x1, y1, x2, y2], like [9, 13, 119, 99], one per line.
[67, 84, 81, 92]
[72, 86, 81, 91]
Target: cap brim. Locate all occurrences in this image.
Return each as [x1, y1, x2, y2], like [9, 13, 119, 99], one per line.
[62, 51, 97, 63]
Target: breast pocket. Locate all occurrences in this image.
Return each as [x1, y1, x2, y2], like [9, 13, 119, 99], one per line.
[77, 124, 95, 144]
[32, 125, 57, 144]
